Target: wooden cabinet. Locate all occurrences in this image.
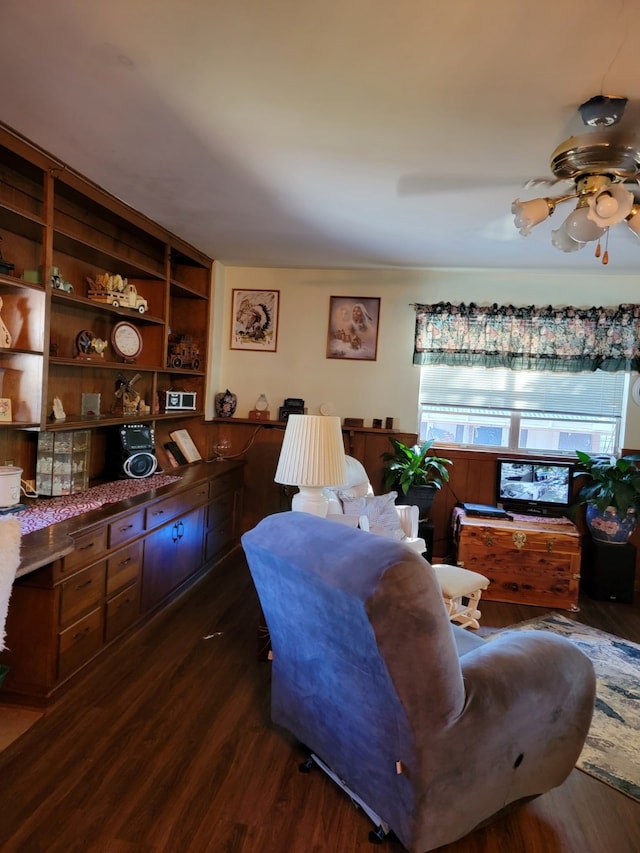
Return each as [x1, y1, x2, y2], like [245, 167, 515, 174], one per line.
[0, 462, 243, 706]
[0, 123, 213, 484]
[141, 505, 205, 612]
[454, 511, 581, 611]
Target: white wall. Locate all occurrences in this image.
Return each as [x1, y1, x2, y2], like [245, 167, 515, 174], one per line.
[208, 264, 640, 448]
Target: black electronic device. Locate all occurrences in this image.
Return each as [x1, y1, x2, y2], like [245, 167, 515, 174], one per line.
[582, 541, 636, 603]
[495, 457, 574, 516]
[462, 502, 512, 520]
[110, 423, 158, 479]
[279, 397, 305, 421]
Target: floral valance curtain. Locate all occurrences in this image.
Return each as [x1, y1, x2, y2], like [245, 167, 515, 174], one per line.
[413, 302, 640, 373]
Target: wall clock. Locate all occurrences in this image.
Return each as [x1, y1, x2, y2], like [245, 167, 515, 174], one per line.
[112, 321, 143, 362]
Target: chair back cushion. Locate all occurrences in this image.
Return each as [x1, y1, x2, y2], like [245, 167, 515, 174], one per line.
[242, 512, 465, 841]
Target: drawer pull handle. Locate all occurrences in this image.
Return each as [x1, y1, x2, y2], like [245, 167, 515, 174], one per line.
[547, 540, 554, 552]
[79, 542, 95, 552]
[119, 524, 134, 532]
[73, 626, 91, 641]
[483, 533, 493, 546]
[76, 579, 93, 590]
[151, 510, 165, 517]
[118, 557, 133, 568]
[512, 532, 527, 549]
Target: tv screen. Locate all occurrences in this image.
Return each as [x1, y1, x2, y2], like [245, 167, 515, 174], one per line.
[495, 458, 574, 516]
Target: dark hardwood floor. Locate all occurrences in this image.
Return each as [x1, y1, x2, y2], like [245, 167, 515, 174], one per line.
[1, 549, 639, 853]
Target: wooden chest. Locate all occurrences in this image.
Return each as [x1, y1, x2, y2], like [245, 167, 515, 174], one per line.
[454, 512, 581, 611]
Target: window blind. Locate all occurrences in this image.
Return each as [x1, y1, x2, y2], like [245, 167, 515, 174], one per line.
[419, 365, 626, 418]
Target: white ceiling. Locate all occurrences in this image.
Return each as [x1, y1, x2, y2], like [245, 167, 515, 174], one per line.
[2, 0, 640, 272]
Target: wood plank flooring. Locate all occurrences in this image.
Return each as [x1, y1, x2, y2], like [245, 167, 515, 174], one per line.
[0, 550, 639, 853]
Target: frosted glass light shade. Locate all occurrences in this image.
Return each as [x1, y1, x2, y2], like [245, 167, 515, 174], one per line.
[274, 415, 348, 516]
[563, 207, 605, 243]
[587, 185, 633, 227]
[626, 205, 640, 237]
[511, 197, 555, 236]
[551, 224, 585, 253]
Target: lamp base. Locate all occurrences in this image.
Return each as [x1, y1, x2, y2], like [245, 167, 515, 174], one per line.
[291, 487, 329, 517]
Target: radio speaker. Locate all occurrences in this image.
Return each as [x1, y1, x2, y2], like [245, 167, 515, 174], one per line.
[110, 424, 158, 479]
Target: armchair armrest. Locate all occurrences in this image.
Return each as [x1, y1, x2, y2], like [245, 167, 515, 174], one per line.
[395, 504, 419, 539]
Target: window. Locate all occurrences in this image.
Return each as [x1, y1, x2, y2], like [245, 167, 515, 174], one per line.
[418, 365, 626, 455]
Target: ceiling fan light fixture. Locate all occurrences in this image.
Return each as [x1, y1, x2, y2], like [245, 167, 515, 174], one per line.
[625, 203, 640, 237]
[563, 206, 606, 243]
[511, 197, 555, 235]
[551, 223, 585, 253]
[586, 184, 634, 227]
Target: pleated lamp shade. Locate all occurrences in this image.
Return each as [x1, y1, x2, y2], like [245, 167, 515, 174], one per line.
[274, 415, 347, 516]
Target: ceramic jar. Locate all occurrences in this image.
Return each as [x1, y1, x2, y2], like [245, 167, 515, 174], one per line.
[214, 389, 237, 418]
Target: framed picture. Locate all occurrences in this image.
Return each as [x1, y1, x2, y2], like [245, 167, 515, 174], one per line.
[326, 296, 380, 361]
[0, 398, 11, 422]
[230, 289, 279, 351]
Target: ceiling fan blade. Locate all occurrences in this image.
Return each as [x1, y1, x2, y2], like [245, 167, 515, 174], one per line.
[397, 174, 551, 197]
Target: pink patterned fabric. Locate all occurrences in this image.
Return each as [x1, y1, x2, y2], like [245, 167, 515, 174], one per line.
[16, 474, 182, 535]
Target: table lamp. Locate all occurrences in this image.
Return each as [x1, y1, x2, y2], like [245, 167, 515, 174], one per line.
[274, 414, 347, 516]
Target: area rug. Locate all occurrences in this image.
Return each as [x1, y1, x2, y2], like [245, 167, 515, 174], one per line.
[495, 613, 640, 801]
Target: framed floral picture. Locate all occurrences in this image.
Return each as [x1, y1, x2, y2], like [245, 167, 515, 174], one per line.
[326, 296, 380, 361]
[230, 289, 280, 352]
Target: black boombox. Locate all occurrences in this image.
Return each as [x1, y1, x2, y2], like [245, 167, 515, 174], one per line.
[110, 423, 158, 479]
[278, 397, 305, 421]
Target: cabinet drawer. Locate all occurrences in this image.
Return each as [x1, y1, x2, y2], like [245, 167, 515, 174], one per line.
[207, 491, 235, 528]
[205, 516, 235, 562]
[145, 483, 209, 531]
[60, 561, 106, 626]
[56, 527, 108, 579]
[106, 540, 143, 596]
[58, 607, 104, 681]
[108, 509, 145, 549]
[105, 580, 140, 643]
[209, 470, 241, 501]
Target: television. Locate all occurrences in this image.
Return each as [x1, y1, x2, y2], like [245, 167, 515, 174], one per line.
[495, 458, 574, 517]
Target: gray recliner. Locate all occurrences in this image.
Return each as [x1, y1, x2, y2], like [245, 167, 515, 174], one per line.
[242, 512, 596, 852]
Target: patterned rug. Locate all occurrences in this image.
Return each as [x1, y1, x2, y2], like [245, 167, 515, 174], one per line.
[498, 613, 640, 801]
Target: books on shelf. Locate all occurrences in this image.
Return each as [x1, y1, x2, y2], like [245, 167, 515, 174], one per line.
[168, 429, 202, 464]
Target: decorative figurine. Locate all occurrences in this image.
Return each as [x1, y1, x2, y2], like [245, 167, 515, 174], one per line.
[51, 397, 66, 421]
[50, 266, 74, 293]
[86, 273, 148, 313]
[0, 296, 12, 348]
[113, 372, 142, 415]
[75, 329, 108, 360]
[167, 333, 201, 369]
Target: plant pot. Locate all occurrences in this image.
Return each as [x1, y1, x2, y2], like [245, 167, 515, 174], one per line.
[395, 484, 438, 520]
[585, 504, 638, 545]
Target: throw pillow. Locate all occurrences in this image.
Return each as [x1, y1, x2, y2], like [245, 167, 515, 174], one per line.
[341, 491, 406, 540]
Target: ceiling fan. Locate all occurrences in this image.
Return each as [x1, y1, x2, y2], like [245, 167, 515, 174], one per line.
[512, 95, 640, 263]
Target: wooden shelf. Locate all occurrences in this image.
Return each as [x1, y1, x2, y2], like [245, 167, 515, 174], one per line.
[0, 121, 213, 486]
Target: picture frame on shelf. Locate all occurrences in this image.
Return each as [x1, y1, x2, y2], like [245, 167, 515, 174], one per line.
[0, 398, 11, 422]
[230, 289, 279, 352]
[326, 296, 380, 361]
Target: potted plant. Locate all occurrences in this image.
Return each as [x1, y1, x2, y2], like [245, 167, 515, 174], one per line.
[574, 450, 640, 544]
[381, 438, 452, 519]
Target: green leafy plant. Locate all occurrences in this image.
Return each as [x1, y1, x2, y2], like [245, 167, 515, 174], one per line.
[381, 438, 452, 496]
[574, 450, 640, 515]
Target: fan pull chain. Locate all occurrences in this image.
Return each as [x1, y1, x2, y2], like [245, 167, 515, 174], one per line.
[602, 228, 610, 265]
[595, 240, 601, 258]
